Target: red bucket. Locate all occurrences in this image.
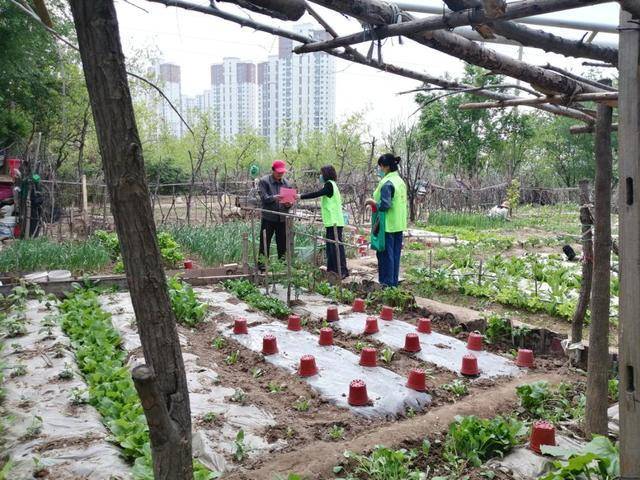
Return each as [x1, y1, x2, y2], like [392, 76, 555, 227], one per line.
[262, 334, 278, 355]
[233, 318, 248, 335]
[403, 333, 421, 352]
[184, 260, 193, 269]
[287, 314, 301, 331]
[406, 368, 427, 392]
[348, 379, 369, 406]
[417, 318, 432, 334]
[359, 348, 377, 367]
[530, 421, 556, 453]
[352, 298, 366, 313]
[318, 327, 334, 346]
[327, 306, 340, 322]
[298, 355, 318, 377]
[467, 332, 483, 351]
[516, 348, 535, 368]
[7, 158, 20, 178]
[364, 317, 379, 334]
[380, 306, 393, 321]
[460, 354, 479, 376]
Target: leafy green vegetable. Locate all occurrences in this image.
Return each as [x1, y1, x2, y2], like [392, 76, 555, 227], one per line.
[342, 445, 423, 480]
[167, 276, 207, 327]
[516, 381, 585, 423]
[223, 279, 291, 318]
[539, 436, 619, 480]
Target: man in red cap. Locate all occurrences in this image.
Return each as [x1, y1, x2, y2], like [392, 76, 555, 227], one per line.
[257, 160, 292, 271]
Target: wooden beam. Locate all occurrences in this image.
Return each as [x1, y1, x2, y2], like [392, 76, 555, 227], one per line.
[459, 92, 618, 110]
[147, 0, 595, 123]
[295, 0, 610, 54]
[570, 122, 619, 134]
[491, 21, 617, 65]
[617, 8, 640, 477]
[218, 0, 305, 21]
[307, 0, 603, 96]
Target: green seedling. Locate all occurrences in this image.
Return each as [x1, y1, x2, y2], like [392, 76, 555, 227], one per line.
[10, 343, 22, 353]
[405, 407, 416, 418]
[203, 412, 217, 423]
[211, 337, 226, 349]
[10, 364, 27, 378]
[380, 347, 395, 364]
[70, 387, 89, 405]
[24, 415, 43, 439]
[442, 379, 469, 397]
[250, 367, 264, 378]
[225, 350, 240, 365]
[230, 388, 247, 404]
[57, 363, 74, 380]
[267, 382, 285, 393]
[293, 397, 310, 412]
[354, 341, 366, 353]
[328, 425, 344, 441]
[53, 343, 65, 358]
[234, 429, 248, 462]
[286, 426, 295, 438]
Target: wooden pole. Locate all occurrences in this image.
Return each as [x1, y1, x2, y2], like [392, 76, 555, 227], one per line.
[81, 173, 89, 233]
[250, 216, 258, 277]
[241, 232, 249, 274]
[617, 8, 640, 477]
[333, 224, 343, 284]
[570, 179, 593, 349]
[585, 79, 613, 437]
[286, 217, 292, 306]
[262, 227, 270, 294]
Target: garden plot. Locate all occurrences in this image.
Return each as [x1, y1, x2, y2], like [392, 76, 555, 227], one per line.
[97, 292, 284, 472]
[2, 300, 131, 479]
[219, 321, 431, 418]
[268, 288, 520, 379]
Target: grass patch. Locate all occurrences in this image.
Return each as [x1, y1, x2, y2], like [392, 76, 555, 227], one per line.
[0, 238, 111, 274]
[428, 212, 508, 230]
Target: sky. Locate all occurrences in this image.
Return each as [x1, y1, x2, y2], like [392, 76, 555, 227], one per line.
[114, 0, 620, 136]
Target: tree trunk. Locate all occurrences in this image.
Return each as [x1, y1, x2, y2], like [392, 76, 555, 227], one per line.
[585, 87, 613, 437]
[570, 179, 593, 348]
[68, 2, 193, 478]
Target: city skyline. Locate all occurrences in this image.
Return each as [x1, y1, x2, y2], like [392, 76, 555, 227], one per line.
[150, 24, 336, 146]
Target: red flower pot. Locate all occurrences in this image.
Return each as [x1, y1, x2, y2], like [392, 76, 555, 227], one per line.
[298, 355, 318, 377]
[460, 354, 479, 376]
[233, 317, 248, 335]
[184, 260, 193, 269]
[530, 421, 556, 453]
[318, 327, 334, 346]
[262, 334, 278, 355]
[348, 379, 369, 406]
[364, 317, 379, 334]
[352, 298, 366, 313]
[380, 306, 394, 321]
[406, 368, 427, 392]
[287, 314, 301, 331]
[467, 332, 484, 351]
[359, 347, 377, 367]
[417, 318, 432, 334]
[404, 333, 421, 352]
[327, 306, 340, 322]
[516, 348, 535, 368]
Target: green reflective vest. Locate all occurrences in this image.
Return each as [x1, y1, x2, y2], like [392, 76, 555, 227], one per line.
[321, 180, 345, 228]
[373, 171, 408, 233]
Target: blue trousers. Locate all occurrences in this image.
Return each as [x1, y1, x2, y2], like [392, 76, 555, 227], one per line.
[376, 232, 403, 287]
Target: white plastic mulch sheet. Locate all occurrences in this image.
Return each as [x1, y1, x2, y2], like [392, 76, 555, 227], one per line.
[2, 300, 131, 480]
[337, 312, 521, 379]
[98, 293, 283, 473]
[220, 321, 431, 418]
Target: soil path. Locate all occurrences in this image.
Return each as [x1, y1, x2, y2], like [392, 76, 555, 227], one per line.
[227, 372, 564, 480]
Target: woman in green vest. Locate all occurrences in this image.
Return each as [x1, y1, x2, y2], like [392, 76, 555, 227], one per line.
[366, 153, 408, 287]
[299, 165, 349, 278]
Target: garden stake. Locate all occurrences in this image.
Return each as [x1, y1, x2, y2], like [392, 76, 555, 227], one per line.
[428, 249, 433, 273]
[333, 224, 342, 287]
[478, 259, 483, 287]
[242, 232, 249, 274]
[286, 217, 292, 307]
[250, 216, 258, 277]
[262, 228, 270, 294]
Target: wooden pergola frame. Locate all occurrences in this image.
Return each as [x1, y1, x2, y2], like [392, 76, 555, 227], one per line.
[144, 0, 638, 475]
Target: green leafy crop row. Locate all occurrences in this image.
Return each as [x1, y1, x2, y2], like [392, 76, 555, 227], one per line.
[168, 276, 207, 327]
[223, 279, 291, 318]
[58, 288, 215, 479]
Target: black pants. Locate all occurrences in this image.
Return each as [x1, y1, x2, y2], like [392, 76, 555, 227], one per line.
[259, 219, 287, 269]
[326, 226, 348, 278]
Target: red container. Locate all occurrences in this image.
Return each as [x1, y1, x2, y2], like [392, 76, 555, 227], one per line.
[364, 317, 379, 334]
[327, 306, 340, 322]
[352, 298, 366, 313]
[530, 421, 556, 453]
[262, 334, 278, 355]
[460, 354, 479, 376]
[406, 368, 427, 392]
[348, 379, 369, 406]
[233, 317, 248, 335]
[7, 158, 20, 178]
[318, 327, 334, 346]
[516, 348, 535, 368]
[184, 260, 193, 269]
[380, 306, 394, 321]
[287, 314, 302, 331]
[467, 332, 484, 351]
[298, 355, 318, 377]
[359, 347, 377, 367]
[417, 318, 432, 334]
[403, 333, 421, 352]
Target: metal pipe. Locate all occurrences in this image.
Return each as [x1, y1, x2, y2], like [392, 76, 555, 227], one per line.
[395, 0, 619, 34]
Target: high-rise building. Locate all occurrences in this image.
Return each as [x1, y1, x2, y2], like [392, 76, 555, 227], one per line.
[152, 62, 183, 137]
[210, 58, 258, 139]
[258, 24, 336, 147]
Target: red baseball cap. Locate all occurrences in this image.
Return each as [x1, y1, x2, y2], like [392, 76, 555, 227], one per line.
[272, 160, 287, 173]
